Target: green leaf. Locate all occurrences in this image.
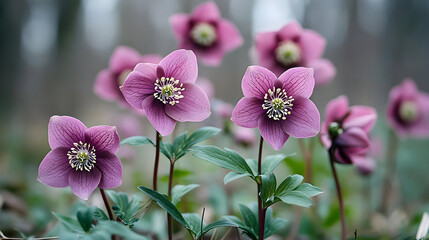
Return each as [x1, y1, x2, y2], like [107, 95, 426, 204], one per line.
[171, 184, 199, 205]
[196, 219, 239, 238]
[120, 136, 154, 146]
[275, 174, 304, 196]
[171, 132, 188, 159]
[183, 213, 203, 236]
[262, 154, 295, 175]
[261, 173, 277, 207]
[185, 127, 221, 148]
[295, 183, 323, 197]
[93, 207, 109, 221]
[89, 220, 149, 240]
[76, 207, 95, 232]
[277, 190, 314, 208]
[138, 186, 189, 229]
[222, 216, 257, 240]
[246, 159, 258, 176]
[265, 217, 288, 238]
[159, 141, 174, 160]
[191, 146, 254, 176]
[239, 204, 258, 236]
[53, 212, 83, 233]
[223, 172, 251, 184]
[106, 191, 142, 228]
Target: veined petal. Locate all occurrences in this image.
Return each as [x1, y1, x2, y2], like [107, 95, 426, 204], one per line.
[48, 116, 87, 149]
[259, 117, 289, 151]
[242, 65, 276, 99]
[84, 126, 119, 153]
[38, 148, 71, 188]
[109, 46, 141, 74]
[165, 83, 211, 122]
[142, 96, 176, 136]
[159, 49, 198, 83]
[191, 1, 221, 22]
[300, 30, 326, 62]
[308, 59, 336, 86]
[279, 67, 315, 99]
[121, 63, 158, 109]
[281, 97, 320, 138]
[69, 169, 101, 200]
[97, 152, 123, 189]
[169, 13, 191, 41]
[94, 69, 121, 101]
[217, 19, 243, 51]
[344, 106, 377, 133]
[231, 97, 265, 128]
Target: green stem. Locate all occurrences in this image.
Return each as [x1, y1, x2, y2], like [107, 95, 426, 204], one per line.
[153, 131, 161, 191]
[257, 136, 265, 240]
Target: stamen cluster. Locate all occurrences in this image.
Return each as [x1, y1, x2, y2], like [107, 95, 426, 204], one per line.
[67, 141, 97, 172]
[262, 87, 294, 120]
[154, 77, 185, 105]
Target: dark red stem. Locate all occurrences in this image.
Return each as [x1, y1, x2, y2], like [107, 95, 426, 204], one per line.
[153, 131, 161, 191]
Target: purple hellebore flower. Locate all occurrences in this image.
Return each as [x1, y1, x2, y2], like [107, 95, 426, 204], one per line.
[320, 96, 377, 172]
[121, 49, 211, 136]
[231, 66, 320, 151]
[94, 46, 162, 109]
[254, 21, 336, 86]
[170, 1, 243, 66]
[386, 78, 429, 138]
[38, 116, 122, 200]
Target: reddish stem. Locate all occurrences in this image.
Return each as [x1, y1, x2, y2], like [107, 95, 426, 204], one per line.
[153, 131, 161, 191]
[328, 146, 346, 240]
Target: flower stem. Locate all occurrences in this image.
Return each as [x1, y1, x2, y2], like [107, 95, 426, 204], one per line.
[99, 188, 114, 220]
[167, 160, 175, 240]
[328, 145, 346, 240]
[153, 131, 161, 191]
[257, 136, 265, 240]
[380, 130, 399, 215]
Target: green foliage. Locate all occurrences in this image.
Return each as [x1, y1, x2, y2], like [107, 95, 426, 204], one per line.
[106, 191, 144, 227]
[171, 184, 199, 205]
[120, 136, 154, 146]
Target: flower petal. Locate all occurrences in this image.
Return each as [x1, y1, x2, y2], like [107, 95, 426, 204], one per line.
[231, 97, 265, 128]
[69, 169, 101, 200]
[97, 152, 123, 189]
[121, 63, 158, 109]
[109, 46, 141, 74]
[325, 95, 349, 124]
[242, 65, 276, 99]
[308, 59, 336, 86]
[48, 116, 87, 149]
[300, 30, 326, 62]
[191, 1, 221, 22]
[84, 126, 119, 153]
[259, 117, 289, 151]
[165, 83, 211, 122]
[196, 46, 225, 66]
[344, 106, 377, 133]
[255, 31, 278, 66]
[142, 96, 176, 136]
[217, 19, 243, 51]
[277, 21, 302, 40]
[159, 49, 198, 83]
[94, 69, 121, 101]
[38, 148, 71, 188]
[281, 97, 320, 138]
[352, 155, 375, 175]
[336, 127, 370, 148]
[170, 13, 191, 41]
[279, 67, 315, 99]
[141, 54, 162, 64]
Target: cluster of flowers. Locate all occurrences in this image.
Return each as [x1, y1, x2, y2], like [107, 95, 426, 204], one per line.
[36, 1, 429, 239]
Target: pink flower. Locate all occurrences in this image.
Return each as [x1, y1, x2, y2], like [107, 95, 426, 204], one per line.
[94, 46, 162, 108]
[387, 79, 429, 138]
[233, 126, 256, 147]
[170, 1, 243, 66]
[121, 49, 211, 136]
[254, 21, 336, 86]
[215, 101, 234, 119]
[196, 77, 214, 100]
[231, 66, 320, 151]
[320, 96, 377, 170]
[38, 116, 122, 200]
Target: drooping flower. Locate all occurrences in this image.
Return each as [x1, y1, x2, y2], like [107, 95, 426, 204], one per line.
[231, 66, 320, 150]
[38, 116, 122, 200]
[254, 21, 336, 86]
[386, 78, 429, 138]
[320, 96, 377, 170]
[170, 1, 243, 66]
[94, 46, 162, 109]
[121, 49, 211, 136]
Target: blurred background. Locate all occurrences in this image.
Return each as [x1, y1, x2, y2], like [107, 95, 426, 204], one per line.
[1, 0, 429, 239]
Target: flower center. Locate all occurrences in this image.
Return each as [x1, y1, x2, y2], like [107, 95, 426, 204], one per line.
[399, 100, 419, 123]
[118, 69, 132, 87]
[67, 141, 96, 172]
[262, 87, 294, 120]
[190, 23, 217, 47]
[154, 77, 185, 105]
[328, 122, 344, 138]
[275, 41, 301, 66]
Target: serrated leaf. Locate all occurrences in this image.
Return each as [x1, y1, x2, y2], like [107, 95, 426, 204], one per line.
[171, 184, 199, 205]
[183, 213, 203, 236]
[275, 174, 304, 196]
[138, 186, 189, 229]
[76, 207, 95, 232]
[239, 204, 258, 236]
[120, 136, 154, 146]
[53, 212, 83, 233]
[295, 183, 323, 197]
[191, 146, 254, 176]
[223, 172, 250, 184]
[261, 173, 277, 207]
[277, 190, 314, 208]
